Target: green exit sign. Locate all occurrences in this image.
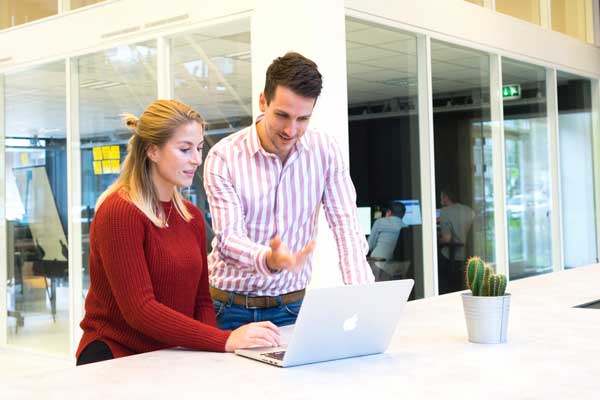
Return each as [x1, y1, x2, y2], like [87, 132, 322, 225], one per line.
[502, 84, 521, 100]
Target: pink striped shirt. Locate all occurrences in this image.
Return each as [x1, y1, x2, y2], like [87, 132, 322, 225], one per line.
[204, 115, 374, 296]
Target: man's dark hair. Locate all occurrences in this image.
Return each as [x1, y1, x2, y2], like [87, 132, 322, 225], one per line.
[441, 187, 457, 203]
[263, 52, 323, 104]
[387, 202, 406, 218]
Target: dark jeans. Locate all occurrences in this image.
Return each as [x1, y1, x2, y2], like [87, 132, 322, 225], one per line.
[213, 297, 303, 330]
[76, 340, 114, 366]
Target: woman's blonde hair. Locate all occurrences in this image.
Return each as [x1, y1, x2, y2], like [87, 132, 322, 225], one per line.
[96, 99, 205, 227]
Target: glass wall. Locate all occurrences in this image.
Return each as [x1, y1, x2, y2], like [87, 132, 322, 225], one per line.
[0, 0, 58, 29]
[551, 0, 594, 43]
[496, 0, 541, 25]
[345, 18, 424, 299]
[77, 41, 157, 295]
[557, 71, 596, 268]
[170, 19, 252, 248]
[4, 61, 69, 355]
[502, 58, 552, 279]
[0, 5, 599, 357]
[431, 40, 493, 294]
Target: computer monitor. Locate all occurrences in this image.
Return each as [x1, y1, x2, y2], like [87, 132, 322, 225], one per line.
[398, 200, 422, 226]
[356, 207, 371, 235]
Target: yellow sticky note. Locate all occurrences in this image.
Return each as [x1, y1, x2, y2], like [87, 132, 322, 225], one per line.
[93, 161, 102, 175]
[92, 147, 103, 161]
[110, 159, 120, 174]
[102, 160, 111, 174]
[20, 153, 30, 166]
[102, 146, 111, 159]
[110, 146, 120, 160]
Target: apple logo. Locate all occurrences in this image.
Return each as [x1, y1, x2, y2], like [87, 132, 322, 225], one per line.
[343, 314, 359, 331]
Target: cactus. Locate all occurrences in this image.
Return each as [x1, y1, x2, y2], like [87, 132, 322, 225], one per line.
[489, 274, 507, 296]
[465, 257, 507, 297]
[465, 257, 485, 295]
[480, 265, 491, 296]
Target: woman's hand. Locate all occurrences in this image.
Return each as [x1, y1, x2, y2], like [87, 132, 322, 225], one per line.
[224, 321, 281, 352]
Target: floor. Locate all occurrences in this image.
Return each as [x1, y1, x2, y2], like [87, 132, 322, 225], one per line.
[7, 284, 71, 354]
[2, 285, 74, 386]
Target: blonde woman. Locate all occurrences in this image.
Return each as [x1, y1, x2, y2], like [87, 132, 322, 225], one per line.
[76, 100, 280, 365]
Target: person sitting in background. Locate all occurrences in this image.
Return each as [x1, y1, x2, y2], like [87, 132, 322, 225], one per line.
[368, 202, 407, 262]
[368, 203, 407, 280]
[76, 100, 279, 366]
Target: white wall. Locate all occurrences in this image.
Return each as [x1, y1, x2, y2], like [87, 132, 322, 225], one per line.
[252, 0, 350, 288]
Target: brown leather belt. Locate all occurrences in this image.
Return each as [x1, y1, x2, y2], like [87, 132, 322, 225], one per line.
[210, 287, 305, 309]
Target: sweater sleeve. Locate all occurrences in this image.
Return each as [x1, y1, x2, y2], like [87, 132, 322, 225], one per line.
[94, 198, 231, 352]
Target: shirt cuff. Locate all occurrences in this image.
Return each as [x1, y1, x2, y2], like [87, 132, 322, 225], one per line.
[255, 245, 279, 277]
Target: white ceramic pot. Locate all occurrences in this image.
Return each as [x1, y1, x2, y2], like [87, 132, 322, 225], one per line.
[462, 293, 511, 344]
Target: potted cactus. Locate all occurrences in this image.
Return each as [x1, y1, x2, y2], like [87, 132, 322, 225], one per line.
[461, 256, 510, 344]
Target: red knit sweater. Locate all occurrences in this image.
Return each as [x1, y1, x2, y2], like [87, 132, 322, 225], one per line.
[76, 192, 231, 359]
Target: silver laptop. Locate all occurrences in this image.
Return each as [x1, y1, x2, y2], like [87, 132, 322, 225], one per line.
[235, 279, 414, 367]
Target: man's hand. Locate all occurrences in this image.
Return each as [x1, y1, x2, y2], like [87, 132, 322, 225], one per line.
[266, 236, 316, 273]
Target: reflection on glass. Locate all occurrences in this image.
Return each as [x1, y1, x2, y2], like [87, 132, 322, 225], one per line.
[557, 72, 596, 268]
[0, 0, 57, 29]
[551, 0, 593, 43]
[78, 41, 157, 295]
[4, 62, 69, 355]
[170, 19, 252, 249]
[496, 0, 540, 25]
[502, 58, 552, 279]
[431, 40, 493, 294]
[345, 18, 423, 299]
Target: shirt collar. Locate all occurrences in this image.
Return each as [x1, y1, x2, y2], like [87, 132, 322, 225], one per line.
[247, 113, 311, 157]
[246, 115, 263, 157]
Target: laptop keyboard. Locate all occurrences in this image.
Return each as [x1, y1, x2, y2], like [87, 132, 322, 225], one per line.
[261, 351, 286, 361]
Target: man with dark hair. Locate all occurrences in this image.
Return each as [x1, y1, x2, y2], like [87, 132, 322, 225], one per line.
[204, 52, 374, 330]
[263, 51, 323, 103]
[368, 202, 408, 278]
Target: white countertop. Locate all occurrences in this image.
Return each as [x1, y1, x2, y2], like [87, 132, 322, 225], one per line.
[5, 265, 600, 399]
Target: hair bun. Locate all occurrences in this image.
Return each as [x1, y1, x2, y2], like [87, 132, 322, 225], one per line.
[122, 113, 139, 130]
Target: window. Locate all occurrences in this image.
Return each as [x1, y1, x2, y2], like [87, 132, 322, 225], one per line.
[77, 41, 157, 296]
[551, 0, 595, 43]
[557, 71, 596, 268]
[496, 0, 541, 25]
[345, 18, 423, 299]
[431, 40, 493, 294]
[170, 19, 252, 249]
[0, 0, 57, 29]
[4, 61, 68, 355]
[68, 0, 105, 10]
[502, 58, 552, 279]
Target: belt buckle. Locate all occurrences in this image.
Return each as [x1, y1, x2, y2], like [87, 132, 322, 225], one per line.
[244, 295, 261, 309]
